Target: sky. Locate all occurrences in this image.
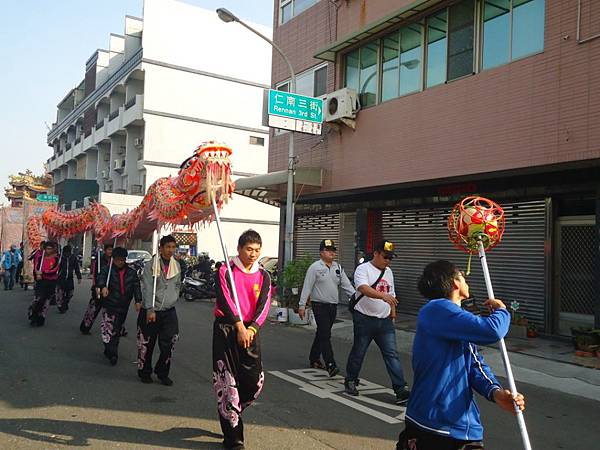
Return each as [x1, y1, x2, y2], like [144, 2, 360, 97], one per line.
[0, 0, 273, 204]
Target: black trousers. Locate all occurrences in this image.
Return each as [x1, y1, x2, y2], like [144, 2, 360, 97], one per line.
[396, 421, 484, 450]
[309, 302, 338, 367]
[28, 280, 56, 326]
[213, 321, 264, 448]
[137, 308, 179, 378]
[101, 308, 128, 359]
[80, 287, 102, 332]
[57, 279, 75, 312]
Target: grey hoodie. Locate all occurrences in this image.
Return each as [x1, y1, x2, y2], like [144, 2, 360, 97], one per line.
[141, 255, 181, 311]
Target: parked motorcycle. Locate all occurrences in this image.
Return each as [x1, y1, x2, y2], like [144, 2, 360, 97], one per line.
[182, 261, 216, 301]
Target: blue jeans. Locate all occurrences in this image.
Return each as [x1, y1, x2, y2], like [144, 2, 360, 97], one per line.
[345, 311, 407, 391]
[3, 266, 16, 290]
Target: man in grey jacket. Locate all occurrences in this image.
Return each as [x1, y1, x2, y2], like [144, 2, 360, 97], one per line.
[298, 239, 355, 377]
[137, 235, 181, 385]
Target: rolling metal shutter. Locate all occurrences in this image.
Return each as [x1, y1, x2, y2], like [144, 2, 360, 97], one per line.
[381, 200, 548, 328]
[294, 213, 341, 260]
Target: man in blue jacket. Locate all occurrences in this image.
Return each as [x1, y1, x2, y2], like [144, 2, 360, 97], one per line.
[397, 260, 525, 450]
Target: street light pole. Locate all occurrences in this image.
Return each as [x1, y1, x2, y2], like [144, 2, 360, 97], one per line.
[216, 8, 297, 263]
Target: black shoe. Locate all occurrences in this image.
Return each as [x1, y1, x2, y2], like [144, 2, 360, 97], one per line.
[310, 360, 326, 370]
[139, 375, 153, 384]
[109, 356, 118, 366]
[344, 379, 359, 396]
[80, 325, 91, 335]
[223, 440, 245, 450]
[395, 387, 410, 405]
[327, 364, 340, 377]
[158, 376, 173, 386]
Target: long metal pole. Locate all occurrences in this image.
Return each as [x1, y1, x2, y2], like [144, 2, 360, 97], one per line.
[477, 240, 532, 450]
[211, 194, 244, 320]
[233, 17, 297, 263]
[151, 229, 159, 310]
[105, 238, 117, 285]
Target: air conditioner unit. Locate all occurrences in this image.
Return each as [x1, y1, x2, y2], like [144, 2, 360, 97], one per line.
[322, 87, 360, 128]
[114, 159, 126, 172]
[101, 170, 109, 179]
[134, 138, 143, 148]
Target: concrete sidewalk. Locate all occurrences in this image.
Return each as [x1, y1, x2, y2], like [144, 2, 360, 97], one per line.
[290, 306, 600, 403]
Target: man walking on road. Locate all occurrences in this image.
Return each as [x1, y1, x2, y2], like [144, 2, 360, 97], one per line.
[97, 247, 142, 366]
[80, 243, 113, 334]
[56, 245, 82, 313]
[344, 240, 410, 405]
[137, 235, 181, 386]
[213, 229, 271, 450]
[299, 239, 355, 377]
[397, 260, 525, 449]
[1, 244, 21, 290]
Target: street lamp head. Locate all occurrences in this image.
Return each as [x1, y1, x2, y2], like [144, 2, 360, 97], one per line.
[216, 8, 238, 23]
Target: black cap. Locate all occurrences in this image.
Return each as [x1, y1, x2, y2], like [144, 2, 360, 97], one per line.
[374, 240, 396, 257]
[319, 239, 337, 251]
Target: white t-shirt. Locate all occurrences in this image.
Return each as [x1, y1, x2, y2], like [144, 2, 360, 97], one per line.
[353, 262, 395, 319]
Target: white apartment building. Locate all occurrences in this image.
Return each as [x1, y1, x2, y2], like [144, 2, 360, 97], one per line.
[45, 0, 279, 260]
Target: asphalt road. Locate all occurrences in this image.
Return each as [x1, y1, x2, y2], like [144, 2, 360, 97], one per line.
[0, 281, 597, 449]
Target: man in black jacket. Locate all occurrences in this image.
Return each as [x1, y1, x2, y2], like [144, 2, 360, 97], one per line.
[96, 247, 142, 366]
[57, 245, 82, 313]
[80, 243, 113, 334]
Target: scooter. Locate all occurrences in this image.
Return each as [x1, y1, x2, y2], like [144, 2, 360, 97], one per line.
[182, 265, 216, 301]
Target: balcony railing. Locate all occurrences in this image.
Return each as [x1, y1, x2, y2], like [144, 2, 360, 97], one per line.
[96, 119, 104, 129]
[109, 110, 119, 121]
[125, 96, 137, 110]
[47, 47, 142, 142]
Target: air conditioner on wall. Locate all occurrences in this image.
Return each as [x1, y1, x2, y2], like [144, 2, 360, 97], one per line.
[322, 87, 360, 129]
[134, 138, 143, 148]
[101, 170, 109, 179]
[114, 159, 126, 171]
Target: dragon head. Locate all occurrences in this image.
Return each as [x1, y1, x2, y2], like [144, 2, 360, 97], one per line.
[175, 141, 234, 209]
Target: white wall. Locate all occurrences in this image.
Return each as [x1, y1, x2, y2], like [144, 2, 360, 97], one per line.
[142, 114, 269, 176]
[142, 0, 271, 85]
[143, 63, 267, 133]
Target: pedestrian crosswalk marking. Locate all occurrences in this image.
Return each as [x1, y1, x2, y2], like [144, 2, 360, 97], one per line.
[269, 368, 405, 424]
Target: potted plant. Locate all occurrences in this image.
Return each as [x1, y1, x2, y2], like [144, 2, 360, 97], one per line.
[281, 256, 314, 325]
[506, 300, 528, 339]
[526, 323, 539, 338]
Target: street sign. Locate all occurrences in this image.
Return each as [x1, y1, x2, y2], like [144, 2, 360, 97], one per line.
[268, 115, 322, 135]
[268, 90, 323, 123]
[36, 194, 58, 203]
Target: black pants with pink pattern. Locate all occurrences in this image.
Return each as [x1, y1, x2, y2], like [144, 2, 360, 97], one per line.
[101, 308, 128, 359]
[80, 287, 102, 333]
[137, 308, 179, 379]
[212, 320, 264, 448]
[28, 280, 56, 326]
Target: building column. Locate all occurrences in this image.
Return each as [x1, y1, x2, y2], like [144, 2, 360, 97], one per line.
[82, 230, 93, 270]
[595, 186, 600, 328]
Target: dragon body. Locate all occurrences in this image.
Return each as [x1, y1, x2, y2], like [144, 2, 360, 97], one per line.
[27, 141, 234, 248]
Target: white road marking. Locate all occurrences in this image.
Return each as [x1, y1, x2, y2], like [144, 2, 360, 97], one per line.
[269, 369, 405, 424]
